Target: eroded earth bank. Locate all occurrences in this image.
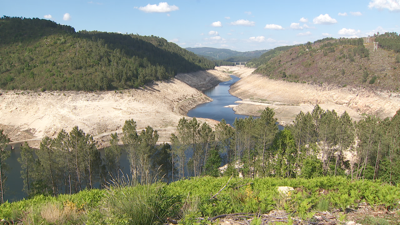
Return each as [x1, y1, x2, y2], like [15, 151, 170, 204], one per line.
[226, 66, 400, 126]
[2, 65, 400, 148]
[0, 69, 230, 148]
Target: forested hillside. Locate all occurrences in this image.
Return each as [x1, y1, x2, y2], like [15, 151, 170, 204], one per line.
[0, 16, 214, 91]
[186, 47, 268, 62]
[246, 45, 296, 68]
[252, 35, 400, 91]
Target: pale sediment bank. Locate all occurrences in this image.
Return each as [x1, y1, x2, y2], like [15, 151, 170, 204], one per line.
[0, 69, 230, 148]
[228, 67, 400, 126]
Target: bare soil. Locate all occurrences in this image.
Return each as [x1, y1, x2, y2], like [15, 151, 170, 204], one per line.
[0, 69, 230, 148]
[228, 67, 400, 126]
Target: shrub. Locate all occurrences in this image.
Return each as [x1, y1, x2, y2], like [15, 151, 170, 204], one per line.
[369, 75, 378, 84]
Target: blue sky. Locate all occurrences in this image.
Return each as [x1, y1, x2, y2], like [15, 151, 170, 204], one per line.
[2, 0, 400, 51]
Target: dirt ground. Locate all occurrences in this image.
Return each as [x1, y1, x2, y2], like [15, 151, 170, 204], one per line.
[228, 67, 400, 126]
[0, 69, 230, 148]
[2, 66, 400, 148]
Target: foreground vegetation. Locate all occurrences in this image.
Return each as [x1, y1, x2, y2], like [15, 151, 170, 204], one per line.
[0, 16, 214, 91]
[0, 176, 399, 224]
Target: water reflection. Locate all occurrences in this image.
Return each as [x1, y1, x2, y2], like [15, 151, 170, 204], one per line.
[187, 75, 249, 125]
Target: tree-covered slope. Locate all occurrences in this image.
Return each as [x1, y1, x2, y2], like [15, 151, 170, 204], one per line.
[253, 35, 400, 91]
[246, 45, 297, 68]
[186, 47, 268, 62]
[0, 16, 214, 91]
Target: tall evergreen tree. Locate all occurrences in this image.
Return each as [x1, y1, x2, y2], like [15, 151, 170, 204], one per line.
[0, 130, 10, 204]
[255, 108, 279, 177]
[17, 142, 35, 196]
[104, 133, 122, 180]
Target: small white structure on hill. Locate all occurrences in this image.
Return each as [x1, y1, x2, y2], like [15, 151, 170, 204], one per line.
[373, 42, 379, 51]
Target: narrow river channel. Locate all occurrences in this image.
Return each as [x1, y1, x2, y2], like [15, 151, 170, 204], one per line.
[187, 75, 249, 125]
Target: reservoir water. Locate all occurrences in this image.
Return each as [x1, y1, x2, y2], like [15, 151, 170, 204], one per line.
[187, 75, 249, 125]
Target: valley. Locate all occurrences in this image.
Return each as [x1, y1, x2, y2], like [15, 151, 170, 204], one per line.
[0, 69, 230, 148]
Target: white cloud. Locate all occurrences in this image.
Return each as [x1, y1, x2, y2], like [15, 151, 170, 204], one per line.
[266, 38, 276, 42]
[313, 14, 337, 24]
[368, 0, 400, 11]
[338, 12, 348, 16]
[245, 11, 252, 15]
[297, 31, 312, 36]
[63, 13, 71, 21]
[264, 24, 284, 30]
[194, 43, 203, 47]
[210, 36, 222, 40]
[322, 33, 331, 36]
[225, 16, 230, 19]
[44, 14, 52, 19]
[211, 21, 222, 27]
[351, 11, 363, 16]
[290, 23, 303, 29]
[170, 38, 179, 43]
[366, 26, 388, 35]
[300, 17, 308, 23]
[303, 24, 312, 29]
[208, 31, 219, 36]
[200, 33, 204, 36]
[338, 28, 361, 37]
[231, 19, 255, 26]
[249, 36, 265, 42]
[136, 2, 179, 13]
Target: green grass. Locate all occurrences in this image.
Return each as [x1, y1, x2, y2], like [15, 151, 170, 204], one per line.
[1, 176, 399, 224]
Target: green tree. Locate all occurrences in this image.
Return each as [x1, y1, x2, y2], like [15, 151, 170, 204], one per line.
[17, 142, 35, 196]
[136, 126, 159, 184]
[204, 147, 222, 177]
[334, 112, 354, 176]
[122, 119, 139, 180]
[215, 119, 234, 164]
[104, 133, 122, 180]
[152, 143, 173, 182]
[255, 108, 279, 177]
[272, 129, 297, 178]
[0, 130, 10, 204]
[37, 136, 60, 196]
[300, 155, 323, 179]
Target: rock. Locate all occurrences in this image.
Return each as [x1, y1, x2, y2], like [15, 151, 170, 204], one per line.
[277, 186, 294, 196]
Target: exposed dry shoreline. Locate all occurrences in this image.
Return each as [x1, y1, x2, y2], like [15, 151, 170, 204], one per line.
[227, 67, 400, 126]
[2, 66, 400, 148]
[0, 69, 230, 148]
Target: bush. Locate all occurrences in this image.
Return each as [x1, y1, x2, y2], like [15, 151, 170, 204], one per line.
[369, 75, 378, 84]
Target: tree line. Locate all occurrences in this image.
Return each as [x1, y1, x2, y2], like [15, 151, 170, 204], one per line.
[1, 106, 400, 203]
[375, 32, 400, 53]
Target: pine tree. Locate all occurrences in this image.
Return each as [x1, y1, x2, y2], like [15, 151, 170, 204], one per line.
[0, 130, 10, 204]
[104, 133, 122, 180]
[17, 142, 35, 196]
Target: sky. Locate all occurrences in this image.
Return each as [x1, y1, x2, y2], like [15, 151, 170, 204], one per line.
[1, 0, 400, 52]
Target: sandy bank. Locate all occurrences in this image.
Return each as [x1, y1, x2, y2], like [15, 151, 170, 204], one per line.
[228, 68, 400, 125]
[0, 69, 230, 148]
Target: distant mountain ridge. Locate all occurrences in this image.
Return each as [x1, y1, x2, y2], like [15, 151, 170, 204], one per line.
[186, 47, 269, 62]
[0, 16, 215, 91]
